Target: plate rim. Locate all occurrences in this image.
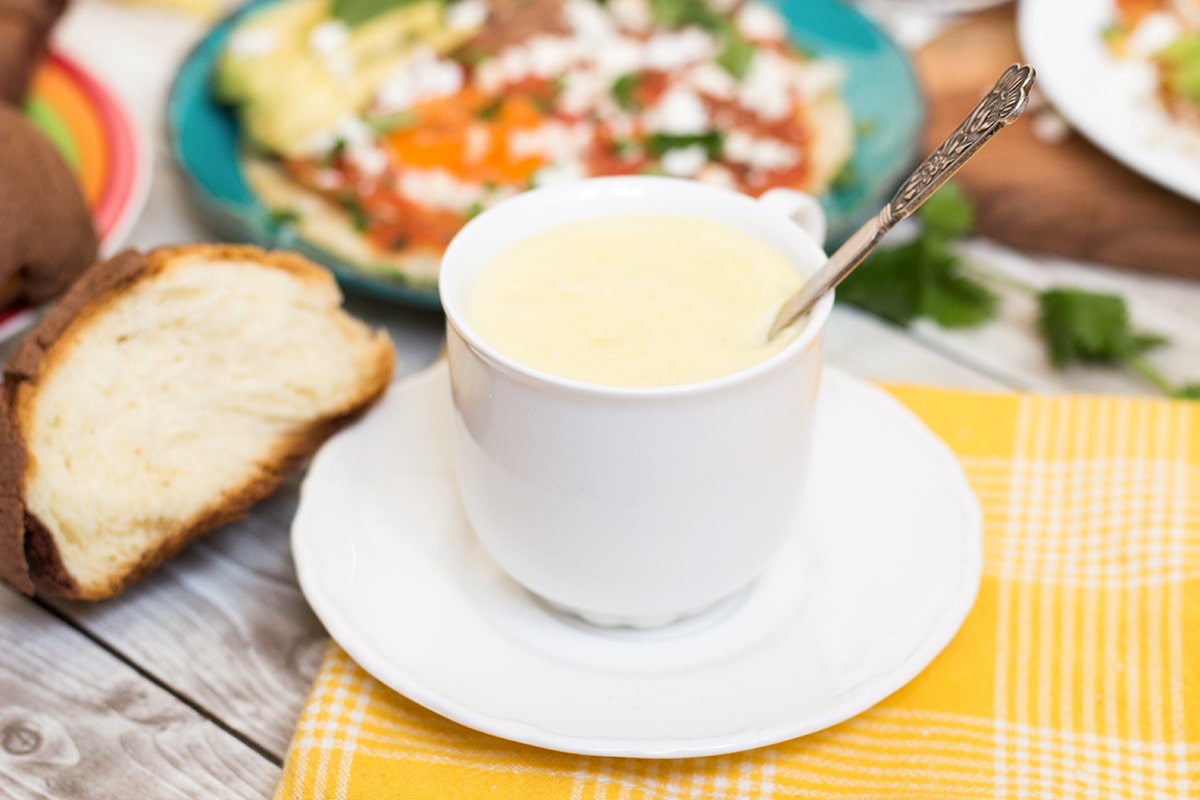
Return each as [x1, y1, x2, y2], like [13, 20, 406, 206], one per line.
[166, 0, 923, 309]
[291, 362, 983, 759]
[1018, 0, 1200, 204]
[38, 50, 153, 256]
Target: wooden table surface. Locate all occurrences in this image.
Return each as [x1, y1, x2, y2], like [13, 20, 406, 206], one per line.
[3, 2, 1199, 797]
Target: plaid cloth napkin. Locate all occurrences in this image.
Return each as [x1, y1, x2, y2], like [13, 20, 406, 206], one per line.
[276, 385, 1200, 799]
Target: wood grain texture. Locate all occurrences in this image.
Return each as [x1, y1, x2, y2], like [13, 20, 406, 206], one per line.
[913, 6, 1200, 279]
[0, 589, 278, 799]
[900, 239, 1200, 394]
[42, 474, 327, 760]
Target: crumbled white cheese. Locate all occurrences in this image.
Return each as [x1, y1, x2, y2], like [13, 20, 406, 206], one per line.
[497, 46, 535, 85]
[509, 121, 595, 161]
[609, 0, 652, 33]
[533, 160, 587, 187]
[687, 63, 737, 100]
[348, 144, 389, 177]
[644, 86, 709, 134]
[445, 0, 488, 31]
[735, 2, 786, 41]
[308, 20, 349, 57]
[737, 50, 793, 120]
[559, 67, 610, 116]
[376, 48, 465, 112]
[1127, 11, 1184, 57]
[595, 37, 644, 78]
[228, 27, 280, 59]
[660, 144, 708, 177]
[334, 116, 374, 148]
[644, 29, 717, 71]
[398, 168, 484, 212]
[565, 0, 617, 41]
[526, 35, 581, 78]
[724, 129, 800, 171]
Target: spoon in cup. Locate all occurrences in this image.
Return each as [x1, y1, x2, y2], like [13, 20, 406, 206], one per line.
[767, 63, 1037, 340]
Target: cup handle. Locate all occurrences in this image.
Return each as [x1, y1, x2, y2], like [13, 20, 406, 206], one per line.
[756, 189, 826, 250]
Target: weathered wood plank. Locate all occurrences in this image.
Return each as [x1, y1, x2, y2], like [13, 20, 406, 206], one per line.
[904, 240, 1200, 396]
[0, 589, 278, 799]
[824, 305, 1009, 390]
[42, 475, 324, 761]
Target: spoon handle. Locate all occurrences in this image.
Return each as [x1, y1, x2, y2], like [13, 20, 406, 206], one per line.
[768, 63, 1037, 340]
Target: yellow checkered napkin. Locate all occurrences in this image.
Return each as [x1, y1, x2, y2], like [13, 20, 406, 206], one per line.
[276, 388, 1200, 799]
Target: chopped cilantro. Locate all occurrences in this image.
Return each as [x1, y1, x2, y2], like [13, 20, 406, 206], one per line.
[646, 130, 723, 159]
[611, 74, 641, 111]
[266, 208, 300, 228]
[1176, 384, 1200, 400]
[338, 194, 370, 232]
[317, 138, 347, 168]
[475, 96, 505, 121]
[838, 184, 994, 328]
[920, 183, 975, 239]
[1036, 289, 1157, 368]
[648, 0, 724, 31]
[837, 184, 1198, 397]
[716, 30, 755, 79]
[611, 138, 640, 159]
[464, 201, 486, 220]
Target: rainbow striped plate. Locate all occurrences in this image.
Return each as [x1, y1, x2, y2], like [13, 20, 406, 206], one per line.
[2, 52, 151, 341]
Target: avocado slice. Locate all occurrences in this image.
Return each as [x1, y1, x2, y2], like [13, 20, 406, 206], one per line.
[214, 0, 477, 156]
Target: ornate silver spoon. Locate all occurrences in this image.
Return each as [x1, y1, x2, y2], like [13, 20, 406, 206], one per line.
[768, 63, 1037, 340]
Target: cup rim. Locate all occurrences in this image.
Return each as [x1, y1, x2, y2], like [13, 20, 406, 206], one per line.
[440, 176, 835, 398]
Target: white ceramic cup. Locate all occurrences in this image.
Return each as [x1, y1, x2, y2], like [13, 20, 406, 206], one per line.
[439, 176, 833, 628]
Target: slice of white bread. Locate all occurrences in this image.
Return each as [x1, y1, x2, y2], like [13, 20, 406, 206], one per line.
[0, 244, 394, 599]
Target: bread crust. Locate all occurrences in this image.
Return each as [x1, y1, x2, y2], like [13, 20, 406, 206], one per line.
[0, 244, 394, 599]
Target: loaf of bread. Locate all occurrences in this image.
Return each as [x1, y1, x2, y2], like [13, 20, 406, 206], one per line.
[0, 105, 98, 305]
[0, 244, 395, 599]
[0, 0, 66, 104]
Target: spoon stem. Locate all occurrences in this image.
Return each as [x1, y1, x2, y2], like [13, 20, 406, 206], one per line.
[768, 62, 1037, 340]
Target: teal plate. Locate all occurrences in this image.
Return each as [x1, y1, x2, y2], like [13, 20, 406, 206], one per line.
[167, 0, 922, 310]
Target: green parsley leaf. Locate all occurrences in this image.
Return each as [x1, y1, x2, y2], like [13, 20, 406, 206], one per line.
[924, 262, 999, 329]
[611, 74, 641, 111]
[837, 233, 996, 329]
[716, 30, 755, 79]
[838, 185, 993, 329]
[835, 238, 926, 326]
[1175, 384, 1200, 400]
[645, 130, 723, 159]
[1036, 288, 1145, 368]
[648, 0, 723, 31]
[919, 182, 975, 241]
[266, 208, 300, 228]
[338, 194, 370, 232]
[475, 95, 504, 121]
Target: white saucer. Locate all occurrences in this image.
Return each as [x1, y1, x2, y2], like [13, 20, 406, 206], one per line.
[292, 362, 982, 758]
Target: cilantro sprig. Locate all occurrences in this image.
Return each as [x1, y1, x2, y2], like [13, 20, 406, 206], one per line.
[838, 185, 1198, 399]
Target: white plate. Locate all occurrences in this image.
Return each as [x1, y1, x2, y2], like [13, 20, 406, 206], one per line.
[1019, 0, 1200, 204]
[292, 363, 983, 758]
